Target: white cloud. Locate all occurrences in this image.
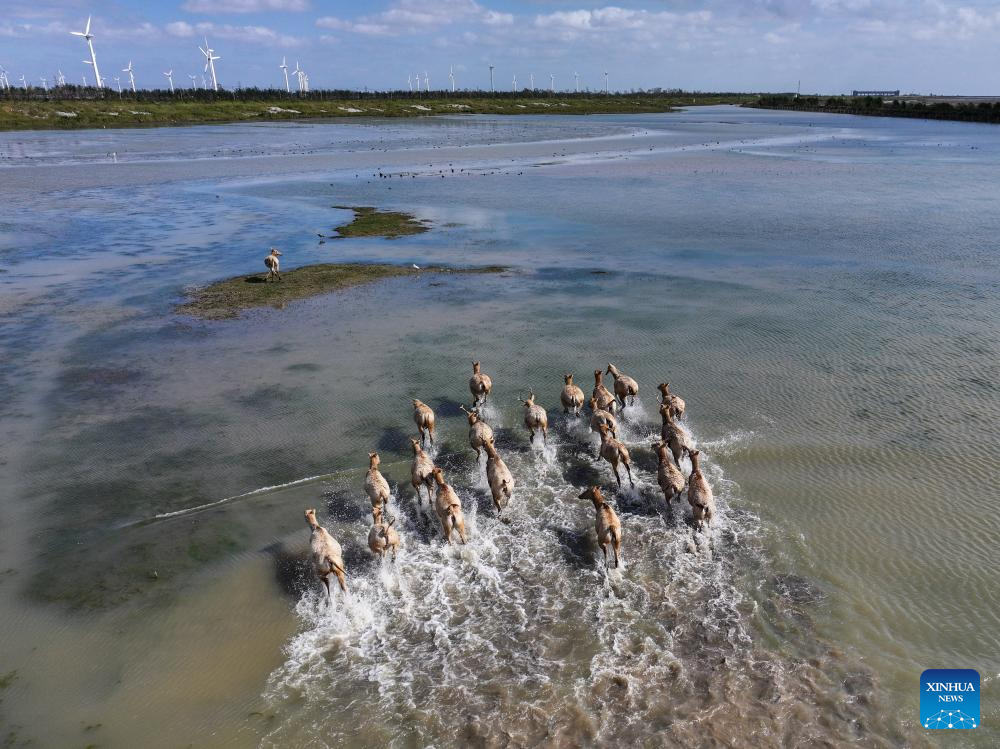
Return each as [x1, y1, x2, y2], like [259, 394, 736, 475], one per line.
[317, 0, 508, 37]
[182, 0, 309, 13]
[165, 20, 300, 46]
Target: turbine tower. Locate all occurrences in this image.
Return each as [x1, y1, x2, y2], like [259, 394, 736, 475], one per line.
[0, 66, 9, 91]
[188, 73, 197, 89]
[489, 64, 495, 93]
[292, 61, 302, 93]
[424, 71, 429, 92]
[407, 73, 412, 92]
[40, 76, 48, 91]
[113, 75, 121, 94]
[280, 57, 289, 93]
[19, 74, 27, 91]
[199, 38, 220, 91]
[512, 74, 517, 93]
[574, 71, 579, 92]
[604, 70, 609, 94]
[529, 72, 534, 91]
[449, 65, 455, 92]
[122, 61, 136, 92]
[549, 73, 555, 93]
[71, 15, 103, 89]
[164, 70, 174, 93]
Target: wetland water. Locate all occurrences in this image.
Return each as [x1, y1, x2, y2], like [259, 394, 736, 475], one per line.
[0, 107, 997, 747]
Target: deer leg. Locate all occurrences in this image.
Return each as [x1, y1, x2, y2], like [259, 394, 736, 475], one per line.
[625, 461, 634, 488]
[613, 464, 622, 488]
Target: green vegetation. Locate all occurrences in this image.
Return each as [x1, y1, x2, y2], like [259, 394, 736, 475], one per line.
[177, 263, 506, 320]
[0, 90, 754, 131]
[332, 206, 430, 239]
[750, 94, 1000, 124]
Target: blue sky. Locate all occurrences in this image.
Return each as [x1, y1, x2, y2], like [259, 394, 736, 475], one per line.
[1, 1, 998, 93]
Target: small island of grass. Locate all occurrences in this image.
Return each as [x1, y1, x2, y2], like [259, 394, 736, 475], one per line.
[331, 206, 430, 239]
[177, 262, 506, 320]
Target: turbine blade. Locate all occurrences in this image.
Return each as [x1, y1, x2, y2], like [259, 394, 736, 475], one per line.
[85, 16, 91, 35]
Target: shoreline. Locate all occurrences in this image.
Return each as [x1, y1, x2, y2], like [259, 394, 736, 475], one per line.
[0, 93, 752, 132]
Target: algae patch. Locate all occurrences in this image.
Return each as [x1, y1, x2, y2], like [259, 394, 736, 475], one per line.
[331, 206, 430, 239]
[177, 263, 505, 320]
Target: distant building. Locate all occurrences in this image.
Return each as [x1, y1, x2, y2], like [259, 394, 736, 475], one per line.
[852, 90, 900, 97]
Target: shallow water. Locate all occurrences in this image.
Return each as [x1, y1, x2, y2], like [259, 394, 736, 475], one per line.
[0, 107, 997, 747]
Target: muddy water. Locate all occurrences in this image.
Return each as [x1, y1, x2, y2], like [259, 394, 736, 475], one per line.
[0, 108, 997, 747]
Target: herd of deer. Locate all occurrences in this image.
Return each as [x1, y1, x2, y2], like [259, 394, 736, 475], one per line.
[304, 362, 716, 598]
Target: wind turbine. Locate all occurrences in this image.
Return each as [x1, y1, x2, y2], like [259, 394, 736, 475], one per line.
[574, 71, 580, 92]
[279, 57, 289, 93]
[163, 69, 174, 93]
[113, 75, 121, 95]
[512, 73, 517, 93]
[19, 74, 27, 91]
[57, 70, 66, 87]
[40, 76, 48, 91]
[424, 71, 429, 92]
[188, 73, 197, 89]
[122, 61, 135, 93]
[604, 70, 609, 94]
[549, 73, 555, 93]
[407, 73, 412, 92]
[82, 73, 87, 86]
[489, 63, 495, 93]
[0, 66, 8, 91]
[449, 65, 455, 92]
[292, 61, 302, 93]
[529, 72, 534, 91]
[71, 15, 103, 89]
[199, 38, 220, 91]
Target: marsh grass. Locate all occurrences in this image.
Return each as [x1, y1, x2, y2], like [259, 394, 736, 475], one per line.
[0, 94, 752, 131]
[177, 263, 506, 320]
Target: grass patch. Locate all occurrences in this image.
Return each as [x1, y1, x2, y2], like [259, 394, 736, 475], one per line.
[0, 93, 755, 132]
[177, 262, 506, 320]
[331, 206, 430, 239]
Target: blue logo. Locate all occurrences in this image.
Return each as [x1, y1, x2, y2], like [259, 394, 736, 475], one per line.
[921, 669, 980, 729]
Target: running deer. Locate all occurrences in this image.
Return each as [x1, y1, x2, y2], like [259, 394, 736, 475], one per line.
[579, 485, 622, 569]
[597, 423, 634, 488]
[606, 363, 639, 408]
[657, 382, 686, 420]
[521, 391, 549, 445]
[560, 373, 585, 416]
[364, 452, 390, 511]
[412, 399, 436, 445]
[409, 437, 435, 504]
[304, 508, 347, 596]
[483, 436, 515, 516]
[652, 441, 685, 504]
[588, 396, 618, 440]
[659, 404, 692, 467]
[432, 467, 467, 545]
[460, 405, 494, 461]
[469, 361, 493, 407]
[368, 505, 401, 560]
[592, 369, 617, 413]
[686, 449, 716, 531]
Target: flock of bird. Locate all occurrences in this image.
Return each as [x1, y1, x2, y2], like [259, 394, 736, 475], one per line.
[304, 361, 716, 598]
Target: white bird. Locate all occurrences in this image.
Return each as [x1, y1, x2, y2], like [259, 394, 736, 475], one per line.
[71, 15, 103, 90]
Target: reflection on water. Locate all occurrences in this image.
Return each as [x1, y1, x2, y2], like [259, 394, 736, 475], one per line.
[0, 107, 997, 747]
